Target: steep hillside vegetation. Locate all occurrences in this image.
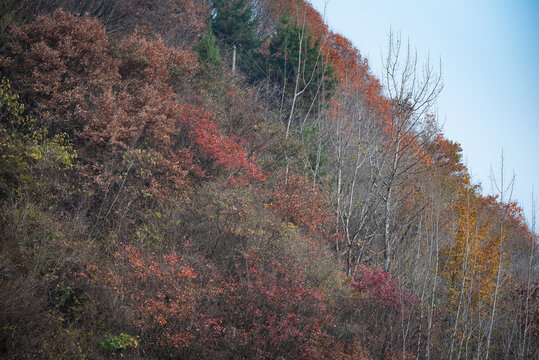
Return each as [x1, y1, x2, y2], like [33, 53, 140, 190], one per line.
[0, 1, 537, 359]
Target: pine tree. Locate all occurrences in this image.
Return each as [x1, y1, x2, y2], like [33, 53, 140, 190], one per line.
[211, 0, 260, 71]
[196, 22, 221, 68]
[266, 17, 337, 108]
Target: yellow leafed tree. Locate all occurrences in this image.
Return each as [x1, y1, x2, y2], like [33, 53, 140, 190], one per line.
[441, 180, 503, 313]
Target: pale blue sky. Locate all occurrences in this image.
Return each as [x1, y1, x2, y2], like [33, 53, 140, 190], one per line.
[309, 0, 539, 223]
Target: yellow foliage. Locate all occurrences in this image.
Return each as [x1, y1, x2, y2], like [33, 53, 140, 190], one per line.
[440, 182, 502, 312]
[0, 78, 76, 197]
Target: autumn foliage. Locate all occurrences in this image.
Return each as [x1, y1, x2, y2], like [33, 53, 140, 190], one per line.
[0, 9, 265, 201]
[354, 265, 415, 314]
[0, 2, 536, 360]
[271, 173, 333, 236]
[92, 245, 341, 359]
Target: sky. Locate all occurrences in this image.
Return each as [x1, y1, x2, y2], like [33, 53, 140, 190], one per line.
[309, 0, 539, 225]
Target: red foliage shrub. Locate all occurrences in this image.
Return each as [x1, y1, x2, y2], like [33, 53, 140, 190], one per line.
[346, 265, 419, 359]
[18, 0, 210, 48]
[353, 265, 414, 314]
[0, 11, 199, 196]
[99, 245, 212, 356]
[114, 31, 198, 89]
[214, 250, 342, 359]
[0, 10, 118, 133]
[271, 173, 333, 236]
[180, 105, 267, 183]
[94, 246, 342, 359]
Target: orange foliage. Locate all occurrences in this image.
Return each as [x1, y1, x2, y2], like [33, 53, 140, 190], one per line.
[441, 184, 502, 307]
[271, 173, 333, 236]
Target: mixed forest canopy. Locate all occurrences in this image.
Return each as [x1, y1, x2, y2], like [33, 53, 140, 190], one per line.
[0, 0, 537, 359]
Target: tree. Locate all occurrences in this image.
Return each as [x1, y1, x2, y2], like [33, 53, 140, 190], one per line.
[484, 151, 514, 359]
[195, 21, 222, 68]
[328, 75, 384, 275]
[440, 182, 504, 359]
[263, 15, 337, 180]
[211, 0, 260, 72]
[377, 30, 443, 272]
[266, 16, 336, 116]
[516, 193, 538, 359]
[16, 0, 210, 48]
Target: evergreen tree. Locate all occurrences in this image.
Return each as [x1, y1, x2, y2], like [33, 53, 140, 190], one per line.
[266, 17, 337, 108]
[211, 0, 261, 71]
[196, 22, 221, 68]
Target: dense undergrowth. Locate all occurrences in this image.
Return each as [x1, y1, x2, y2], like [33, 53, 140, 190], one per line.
[0, 1, 537, 359]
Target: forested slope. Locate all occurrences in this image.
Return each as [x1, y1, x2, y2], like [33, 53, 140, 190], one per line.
[0, 1, 537, 359]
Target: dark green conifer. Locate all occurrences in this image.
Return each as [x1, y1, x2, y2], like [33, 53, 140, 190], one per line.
[266, 17, 337, 106]
[211, 0, 261, 71]
[196, 22, 221, 68]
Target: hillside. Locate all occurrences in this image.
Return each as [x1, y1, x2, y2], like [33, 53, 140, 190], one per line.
[0, 1, 537, 359]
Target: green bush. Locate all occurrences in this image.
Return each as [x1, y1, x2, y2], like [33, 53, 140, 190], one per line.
[100, 333, 139, 352]
[0, 78, 76, 199]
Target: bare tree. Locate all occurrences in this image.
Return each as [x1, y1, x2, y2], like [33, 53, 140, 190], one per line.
[483, 151, 515, 359]
[282, 12, 333, 182]
[328, 77, 382, 275]
[519, 192, 538, 359]
[377, 30, 443, 271]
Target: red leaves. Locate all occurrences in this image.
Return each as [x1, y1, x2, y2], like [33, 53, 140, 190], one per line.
[354, 265, 415, 314]
[180, 105, 267, 183]
[115, 31, 198, 90]
[0, 10, 118, 131]
[103, 245, 199, 350]
[271, 173, 332, 236]
[217, 250, 339, 359]
[0, 9, 266, 203]
[95, 245, 340, 358]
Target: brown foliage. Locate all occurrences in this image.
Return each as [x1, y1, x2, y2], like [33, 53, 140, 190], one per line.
[17, 0, 209, 47]
[271, 172, 333, 237]
[0, 10, 117, 134]
[0, 11, 200, 196]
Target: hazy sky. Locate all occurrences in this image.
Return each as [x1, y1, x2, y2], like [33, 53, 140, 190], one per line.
[309, 0, 539, 224]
